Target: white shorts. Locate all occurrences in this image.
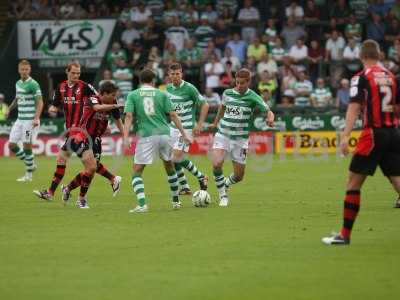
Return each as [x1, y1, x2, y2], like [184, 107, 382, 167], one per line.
[134, 135, 172, 165]
[170, 127, 192, 153]
[212, 132, 249, 165]
[9, 119, 39, 144]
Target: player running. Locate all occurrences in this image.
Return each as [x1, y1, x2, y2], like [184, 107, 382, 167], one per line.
[7, 60, 43, 182]
[322, 40, 400, 245]
[166, 63, 209, 195]
[209, 68, 274, 207]
[33, 62, 121, 200]
[61, 82, 124, 208]
[123, 68, 191, 213]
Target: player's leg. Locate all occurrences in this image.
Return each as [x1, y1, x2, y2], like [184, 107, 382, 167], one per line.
[170, 128, 191, 194]
[388, 177, 400, 208]
[160, 135, 180, 208]
[225, 144, 248, 190]
[212, 133, 229, 205]
[129, 136, 155, 213]
[76, 149, 97, 209]
[179, 158, 208, 190]
[8, 121, 26, 177]
[382, 129, 400, 208]
[18, 122, 38, 181]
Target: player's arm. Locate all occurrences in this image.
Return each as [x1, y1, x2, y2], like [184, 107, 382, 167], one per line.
[209, 104, 226, 130]
[169, 111, 192, 144]
[6, 97, 18, 117]
[193, 89, 209, 135]
[341, 75, 364, 155]
[49, 86, 61, 114]
[254, 96, 274, 127]
[92, 103, 122, 112]
[33, 96, 44, 127]
[111, 108, 124, 135]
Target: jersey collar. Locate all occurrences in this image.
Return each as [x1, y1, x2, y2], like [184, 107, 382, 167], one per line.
[232, 88, 250, 96]
[20, 76, 32, 83]
[171, 80, 185, 89]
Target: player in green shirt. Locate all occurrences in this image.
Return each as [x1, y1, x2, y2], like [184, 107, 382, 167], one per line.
[209, 68, 275, 206]
[123, 69, 191, 213]
[166, 63, 209, 195]
[7, 60, 43, 182]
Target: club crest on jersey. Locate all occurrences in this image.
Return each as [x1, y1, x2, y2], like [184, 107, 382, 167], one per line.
[226, 106, 242, 117]
[76, 88, 81, 95]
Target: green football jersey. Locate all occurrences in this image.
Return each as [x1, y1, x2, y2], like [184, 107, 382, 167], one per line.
[125, 85, 173, 137]
[15, 77, 42, 121]
[166, 80, 205, 130]
[218, 88, 269, 140]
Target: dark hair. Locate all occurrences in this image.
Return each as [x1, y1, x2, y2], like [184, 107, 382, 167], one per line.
[168, 62, 182, 71]
[235, 68, 251, 80]
[140, 68, 156, 84]
[99, 81, 119, 94]
[360, 39, 380, 60]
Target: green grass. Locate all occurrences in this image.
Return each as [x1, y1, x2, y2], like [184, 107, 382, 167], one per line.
[0, 155, 399, 300]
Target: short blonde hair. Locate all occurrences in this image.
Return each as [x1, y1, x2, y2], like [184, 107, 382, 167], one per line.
[18, 59, 31, 66]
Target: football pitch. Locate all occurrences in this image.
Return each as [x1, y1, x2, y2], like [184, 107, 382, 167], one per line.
[0, 155, 399, 300]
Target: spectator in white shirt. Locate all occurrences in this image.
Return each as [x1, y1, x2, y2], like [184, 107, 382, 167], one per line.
[164, 17, 190, 52]
[130, 2, 152, 26]
[343, 38, 362, 75]
[325, 30, 346, 89]
[203, 88, 221, 111]
[237, 0, 260, 43]
[257, 53, 278, 76]
[221, 46, 242, 72]
[289, 38, 308, 63]
[121, 21, 141, 47]
[201, 4, 219, 24]
[204, 54, 225, 89]
[285, 1, 304, 22]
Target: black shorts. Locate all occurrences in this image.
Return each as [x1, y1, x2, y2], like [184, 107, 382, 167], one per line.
[60, 136, 102, 160]
[350, 128, 400, 176]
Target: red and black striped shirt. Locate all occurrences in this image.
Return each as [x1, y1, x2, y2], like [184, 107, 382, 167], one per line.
[52, 80, 97, 132]
[350, 65, 399, 128]
[79, 95, 120, 138]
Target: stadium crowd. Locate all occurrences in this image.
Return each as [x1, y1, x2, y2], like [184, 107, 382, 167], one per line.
[8, 0, 400, 113]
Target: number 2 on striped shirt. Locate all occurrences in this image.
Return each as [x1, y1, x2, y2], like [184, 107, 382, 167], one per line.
[380, 86, 393, 112]
[143, 97, 155, 116]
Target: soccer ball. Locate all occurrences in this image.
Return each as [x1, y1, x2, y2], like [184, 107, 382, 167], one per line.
[192, 190, 211, 207]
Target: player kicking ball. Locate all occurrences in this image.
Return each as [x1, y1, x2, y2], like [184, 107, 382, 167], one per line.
[60, 82, 124, 208]
[7, 60, 43, 182]
[123, 69, 191, 213]
[322, 40, 400, 245]
[209, 68, 274, 206]
[166, 63, 210, 195]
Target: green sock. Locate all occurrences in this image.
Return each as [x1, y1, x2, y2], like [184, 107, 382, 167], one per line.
[132, 174, 146, 207]
[167, 170, 179, 203]
[10, 145, 25, 161]
[225, 173, 238, 187]
[24, 149, 34, 173]
[180, 159, 204, 180]
[213, 169, 226, 197]
[174, 163, 190, 189]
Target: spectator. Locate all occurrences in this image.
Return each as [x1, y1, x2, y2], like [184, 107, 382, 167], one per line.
[247, 37, 267, 62]
[293, 71, 313, 107]
[112, 59, 133, 104]
[111, 5, 122, 19]
[59, 1, 74, 19]
[9, 0, 30, 19]
[261, 90, 275, 109]
[216, 0, 238, 16]
[308, 40, 323, 83]
[72, 4, 87, 19]
[0, 93, 9, 121]
[204, 41, 223, 62]
[201, 4, 219, 24]
[243, 57, 257, 75]
[335, 78, 350, 110]
[219, 6, 235, 24]
[164, 17, 189, 52]
[280, 17, 306, 50]
[99, 69, 116, 88]
[257, 71, 277, 99]
[145, 0, 164, 22]
[390, 0, 400, 21]
[304, 0, 320, 23]
[265, 19, 278, 39]
[285, 1, 304, 22]
[367, 13, 386, 43]
[220, 61, 234, 88]
[388, 39, 400, 64]
[194, 16, 215, 51]
[204, 54, 225, 90]
[163, 0, 179, 25]
[380, 51, 399, 74]
[214, 19, 230, 52]
[178, 38, 203, 86]
[280, 90, 295, 109]
[163, 41, 179, 67]
[385, 19, 400, 48]
[203, 88, 221, 111]
[121, 21, 141, 47]
[221, 46, 241, 72]
[181, 3, 199, 26]
[289, 38, 308, 64]
[129, 42, 147, 70]
[226, 32, 248, 63]
[106, 42, 127, 69]
[237, 0, 260, 43]
[257, 53, 278, 77]
[280, 66, 297, 96]
[368, 0, 391, 18]
[350, 0, 369, 21]
[270, 37, 288, 64]
[323, 18, 341, 41]
[331, 0, 352, 28]
[87, 3, 98, 19]
[310, 78, 332, 108]
[142, 17, 164, 50]
[343, 38, 362, 76]
[345, 14, 363, 43]
[98, 3, 110, 17]
[119, 4, 131, 26]
[130, 2, 152, 27]
[148, 46, 162, 65]
[325, 30, 345, 88]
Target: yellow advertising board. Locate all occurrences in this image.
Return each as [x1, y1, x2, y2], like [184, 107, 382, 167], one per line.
[275, 131, 362, 154]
